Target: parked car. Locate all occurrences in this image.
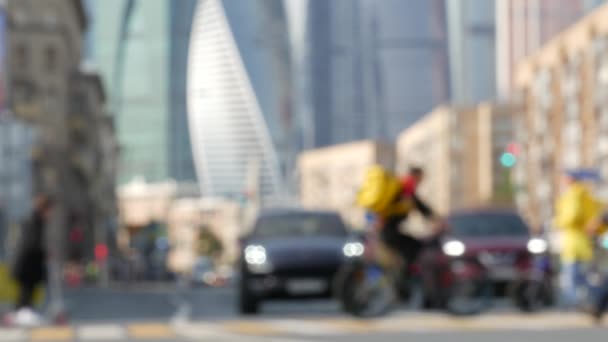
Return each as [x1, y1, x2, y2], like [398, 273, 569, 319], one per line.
[425, 209, 555, 311]
[238, 209, 352, 314]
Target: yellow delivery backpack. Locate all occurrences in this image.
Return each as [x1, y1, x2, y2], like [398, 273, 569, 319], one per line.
[356, 165, 403, 217]
[0, 263, 45, 306]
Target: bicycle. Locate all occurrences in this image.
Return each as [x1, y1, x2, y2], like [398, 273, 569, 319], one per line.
[334, 219, 491, 317]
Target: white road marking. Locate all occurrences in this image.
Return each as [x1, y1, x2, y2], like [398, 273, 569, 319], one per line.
[0, 329, 26, 342]
[270, 319, 345, 336]
[78, 325, 125, 341]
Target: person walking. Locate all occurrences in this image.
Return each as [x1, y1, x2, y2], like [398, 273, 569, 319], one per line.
[553, 170, 602, 309]
[10, 194, 54, 325]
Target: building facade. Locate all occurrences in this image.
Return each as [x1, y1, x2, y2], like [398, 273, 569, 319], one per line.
[496, 0, 607, 100]
[90, 0, 197, 184]
[397, 104, 514, 215]
[66, 69, 119, 262]
[298, 140, 395, 228]
[7, 0, 88, 263]
[514, 3, 608, 228]
[7, 0, 118, 269]
[304, 0, 450, 147]
[188, 0, 295, 203]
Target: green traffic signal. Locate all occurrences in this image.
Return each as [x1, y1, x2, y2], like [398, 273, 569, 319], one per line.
[500, 152, 517, 168]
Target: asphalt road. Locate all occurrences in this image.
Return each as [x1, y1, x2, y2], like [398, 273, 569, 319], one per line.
[0, 284, 606, 341]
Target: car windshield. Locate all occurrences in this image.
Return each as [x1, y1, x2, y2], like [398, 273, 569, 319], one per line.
[253, 214, 347, 238]
[448, 213, 529, 237]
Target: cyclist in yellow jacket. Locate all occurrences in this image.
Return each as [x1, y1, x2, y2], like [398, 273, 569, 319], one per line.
[554, 170, 603, 308]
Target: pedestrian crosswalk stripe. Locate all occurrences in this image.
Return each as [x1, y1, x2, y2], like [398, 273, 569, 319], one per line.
[30, 327, 74, 341]
[220, 321, 283, 336]
[78, 325, 125, 341]
[127, 323, 174, 339]
[313, 318, 377, 334]
[0, 329, 26, 342]
[270, 320, 345, 336]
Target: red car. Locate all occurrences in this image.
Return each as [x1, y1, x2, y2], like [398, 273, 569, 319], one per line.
[420, 209, 554, 312]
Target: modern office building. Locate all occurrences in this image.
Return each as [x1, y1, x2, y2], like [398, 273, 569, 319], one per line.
[447, 0, 496, 104]
[90, 0, 197, 184]
[169, 0, 198, 183]
[284, 0, 314, 150]
[304, 0, 450, 147]
[188, 0, 295, 203]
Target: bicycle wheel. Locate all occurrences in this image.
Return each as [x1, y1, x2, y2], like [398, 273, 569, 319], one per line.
[337, 263, 397, 317]
[446, 276, 492, 316]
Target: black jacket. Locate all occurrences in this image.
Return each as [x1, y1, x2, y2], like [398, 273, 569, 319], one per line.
[12, 213, 47, 284]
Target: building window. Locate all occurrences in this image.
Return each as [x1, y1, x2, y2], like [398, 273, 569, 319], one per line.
[45, 46, 57, 72]
[15, 44, 28, 69]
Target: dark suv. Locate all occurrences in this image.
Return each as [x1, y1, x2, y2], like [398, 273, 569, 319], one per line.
[238, 209, 352, 314]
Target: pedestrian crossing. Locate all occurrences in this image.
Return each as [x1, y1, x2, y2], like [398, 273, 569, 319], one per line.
[0, 312, 603, 341]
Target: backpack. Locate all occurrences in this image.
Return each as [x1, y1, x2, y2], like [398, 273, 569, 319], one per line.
[356, 165, 402, 216]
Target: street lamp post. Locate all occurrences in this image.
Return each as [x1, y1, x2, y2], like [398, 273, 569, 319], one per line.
[0, 113, 8, 261]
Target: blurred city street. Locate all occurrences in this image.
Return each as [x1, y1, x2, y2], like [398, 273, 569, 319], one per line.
[0, 285, 606, 341]
[4, 0, 608, 341]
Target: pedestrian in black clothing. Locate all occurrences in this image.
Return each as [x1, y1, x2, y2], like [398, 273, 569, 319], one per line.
[12, 194, 53, 310]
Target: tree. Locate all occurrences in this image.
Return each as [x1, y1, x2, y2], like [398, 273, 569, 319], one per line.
[196, 226, 223, 259]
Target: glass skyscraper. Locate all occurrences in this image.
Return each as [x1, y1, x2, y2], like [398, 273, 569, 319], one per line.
[304, 0, 451, 146]
[447, 0, 496, 104]
[188, 0, 295, 202]
[89, 0, 197, 183]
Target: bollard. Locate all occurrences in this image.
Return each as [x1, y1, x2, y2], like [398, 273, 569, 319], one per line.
[45, 199, 67, 325]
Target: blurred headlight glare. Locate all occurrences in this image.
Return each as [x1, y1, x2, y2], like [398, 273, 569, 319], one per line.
[245, 245, 273, 274]
[442, 240, 466, 257]
[343, 242, 365, 257]
[527, 238, 548, 254]
[245, 245, 267, 265]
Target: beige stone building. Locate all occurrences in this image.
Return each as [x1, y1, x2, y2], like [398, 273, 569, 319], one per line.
[298, 140, 395, 228]
[397, 104, 515, 216]
[166, 198, 241, 273]
[514, 3, 608, 228]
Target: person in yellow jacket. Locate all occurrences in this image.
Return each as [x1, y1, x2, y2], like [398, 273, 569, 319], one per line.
[554, 170, 603, 308]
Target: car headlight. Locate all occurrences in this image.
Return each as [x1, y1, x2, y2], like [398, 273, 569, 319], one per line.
[527, 238, 548, 254]
[244, 245, 272, 273]
[343, 242, 365, 258]
[245, 245, 268, 265]
[442, 240, 466, 257]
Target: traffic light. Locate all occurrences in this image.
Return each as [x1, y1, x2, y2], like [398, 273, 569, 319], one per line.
[500, 142, 520, 168]
[500, 152, 517, 168]
[506, 142, 520, 156]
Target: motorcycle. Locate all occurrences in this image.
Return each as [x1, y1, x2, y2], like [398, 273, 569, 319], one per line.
[335, 225, 491, 317]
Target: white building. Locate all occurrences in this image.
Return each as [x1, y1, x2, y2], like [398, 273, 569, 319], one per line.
[187, 0, 296, 204]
